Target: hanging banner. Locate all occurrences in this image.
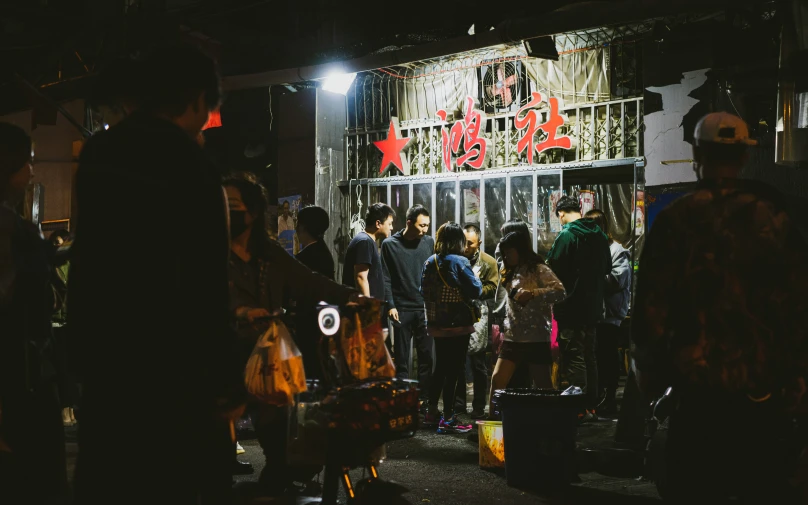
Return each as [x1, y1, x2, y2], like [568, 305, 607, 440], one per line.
[278, 195, 301, 255]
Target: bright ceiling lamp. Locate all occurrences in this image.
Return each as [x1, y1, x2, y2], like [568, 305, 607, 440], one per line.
[322, 72, 357, 95]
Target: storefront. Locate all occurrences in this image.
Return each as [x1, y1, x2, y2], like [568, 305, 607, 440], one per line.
[327, 26, 646, 281]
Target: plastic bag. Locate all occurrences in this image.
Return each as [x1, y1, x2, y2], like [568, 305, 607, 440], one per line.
[244, 319, 307, 406]
[468, 302, 489, 355]
[339, 300, 395, 381]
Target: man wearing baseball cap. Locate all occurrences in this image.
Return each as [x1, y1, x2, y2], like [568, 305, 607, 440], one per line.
[632, 112, 808, 503]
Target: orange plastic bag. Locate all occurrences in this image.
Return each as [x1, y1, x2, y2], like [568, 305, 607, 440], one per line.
[244, 319, 307, 405]
[339, 300, 395, 381]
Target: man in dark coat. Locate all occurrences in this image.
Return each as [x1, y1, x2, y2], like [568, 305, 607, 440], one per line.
[69, 45, 241, 505]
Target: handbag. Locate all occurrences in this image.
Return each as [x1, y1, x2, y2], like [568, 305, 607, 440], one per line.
[467, 302, 489, 354]
[433, 255, 481, 322]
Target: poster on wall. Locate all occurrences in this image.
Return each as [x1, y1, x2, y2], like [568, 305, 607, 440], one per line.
[463, 188, 480, 224]
[634, 191, 645, 236]
[549, 190, 563, 233]
[579, 190, 595, 216]
[278, 195, 301, 255]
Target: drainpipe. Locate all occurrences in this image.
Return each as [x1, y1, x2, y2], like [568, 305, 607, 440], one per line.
[776, 0, 808, 166]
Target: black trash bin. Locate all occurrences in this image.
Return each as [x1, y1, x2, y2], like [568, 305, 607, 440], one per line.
[497, 388, 585, 491]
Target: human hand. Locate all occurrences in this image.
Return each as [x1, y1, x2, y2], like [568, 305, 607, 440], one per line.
[514, 289, 533, 306]
[388, 308, 400, 322]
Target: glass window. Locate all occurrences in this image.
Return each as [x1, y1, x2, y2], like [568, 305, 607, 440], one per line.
[435, 181, 457, 230]
[483, 177, 506, 257]
[459, 179, 481, 228]
[413, 183, 432, 236]
[369, 185, 387, 206]
[390, 184, 409, 234]
[537, 174, 562, 256]
[510, 176, 533, 227]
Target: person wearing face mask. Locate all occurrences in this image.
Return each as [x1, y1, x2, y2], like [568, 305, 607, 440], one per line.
[0, 122, 69, 504]
[223, 172, 360, 498]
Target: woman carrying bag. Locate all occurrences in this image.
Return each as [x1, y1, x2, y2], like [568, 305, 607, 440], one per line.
[420, 222, 483, 434]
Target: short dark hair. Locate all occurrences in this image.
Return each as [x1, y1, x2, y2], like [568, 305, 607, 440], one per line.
[435, 222, 466, 256]
[584, 208, 611, 240]
[282, 201, 290, 207]
[0, 122, 32, 194]
[464, 223, 481, 237]
[90, 56, 144, 110]
[366, 202, 395, 227]
[555, 196, 581, 216]
[406, 204, 430, 223]
[140, 45, 221, 117]
[297, 205, 329, 238]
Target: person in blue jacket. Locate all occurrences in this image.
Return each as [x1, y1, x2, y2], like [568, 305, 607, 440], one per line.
[421, 222, 482, 434]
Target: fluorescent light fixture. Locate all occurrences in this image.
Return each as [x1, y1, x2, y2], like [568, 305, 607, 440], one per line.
[322, 72, 357, 95]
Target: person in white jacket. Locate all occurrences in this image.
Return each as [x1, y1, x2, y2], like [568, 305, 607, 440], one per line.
[585, 209, 630, 417]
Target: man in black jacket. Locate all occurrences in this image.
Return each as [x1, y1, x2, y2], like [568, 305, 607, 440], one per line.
[70, 45, 239, 505]
[381, 205, 434, 397]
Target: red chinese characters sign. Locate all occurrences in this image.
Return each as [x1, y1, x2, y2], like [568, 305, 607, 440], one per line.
[514, 91, 571, 164]
[436, 96, 490, 170]
[374, 93, 572, 175]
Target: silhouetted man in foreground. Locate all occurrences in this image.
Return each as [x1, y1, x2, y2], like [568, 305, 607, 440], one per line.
[633, 112, 808, 504]
[70, 45, 240, 504]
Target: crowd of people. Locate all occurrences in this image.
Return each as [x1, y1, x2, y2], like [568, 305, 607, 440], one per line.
[0, 38, 805, 505]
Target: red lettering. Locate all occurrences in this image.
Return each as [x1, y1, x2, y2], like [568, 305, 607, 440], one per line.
[436, 96, 489, 171]
[515, 92, 572, 164]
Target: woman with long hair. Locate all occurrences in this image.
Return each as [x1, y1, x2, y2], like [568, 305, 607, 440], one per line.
[488, 231, 566, 417]
[420, 222, 482, 433]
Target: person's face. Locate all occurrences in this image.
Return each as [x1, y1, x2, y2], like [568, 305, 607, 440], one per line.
[464, 229, 480, 258]
[7, 156, 33, 206]
[502, 247, 520, 268]
[377, 215, 395, 238]
[282, 202, 290, 217]
[225, 186, 255, 226]
[410, 214, 430, 237]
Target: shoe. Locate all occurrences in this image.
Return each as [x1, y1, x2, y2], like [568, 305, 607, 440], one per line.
[236, 441, 246, 455]
[437, 415, 473, 434]
[62, 408, 74, 427]
[578, 409, 598, 424]
[231, 460, 255, 476]
[469, 409, 486, 420]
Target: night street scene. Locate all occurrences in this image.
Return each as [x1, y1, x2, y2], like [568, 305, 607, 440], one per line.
[2, 0, 808, 504]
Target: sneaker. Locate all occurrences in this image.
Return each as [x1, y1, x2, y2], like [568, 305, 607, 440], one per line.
[437, 415, 473, 434]
[236, 442, 246, 455]
[469, 409, 486, 419]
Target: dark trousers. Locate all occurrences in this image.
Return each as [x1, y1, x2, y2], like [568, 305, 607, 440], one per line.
[596, 323, 621, 401]
[429, 335, 469, 418]
[75, 393, 233, 505]
[0, 382, 67, 505]
[393, 310, 433, 397]
[454, 352, 487, 413]
[557, 325, 598, 409]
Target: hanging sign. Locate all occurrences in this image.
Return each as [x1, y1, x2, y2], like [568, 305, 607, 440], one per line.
[434, 93, 572, 172]
[373, 118, 413, 175]
[436, 96, 490, 171]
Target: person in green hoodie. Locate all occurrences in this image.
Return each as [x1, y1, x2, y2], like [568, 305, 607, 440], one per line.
[546, 196, 611, 420]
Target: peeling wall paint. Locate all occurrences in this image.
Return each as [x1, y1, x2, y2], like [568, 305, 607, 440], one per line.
[643, 69, 710, 187]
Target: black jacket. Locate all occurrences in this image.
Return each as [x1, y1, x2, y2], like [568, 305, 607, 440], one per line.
[381, 231, 434, 311]
[69, 113, 239, 409]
